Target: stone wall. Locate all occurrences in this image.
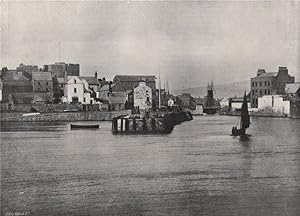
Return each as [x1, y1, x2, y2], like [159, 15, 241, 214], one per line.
[0, 110, 131, 122]
[0, 103, 101, 113]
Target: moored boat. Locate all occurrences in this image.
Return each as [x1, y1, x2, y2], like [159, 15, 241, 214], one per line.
[70, 124, 99, 129]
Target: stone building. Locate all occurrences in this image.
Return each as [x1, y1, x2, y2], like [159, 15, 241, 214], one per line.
[32, 72, 53, 103]
[113, 75, 156, 92]
[133, 81, 152, 110]
[285, 83, 300, 118]
[250, 67, 295, 108]
[44, 62, 80, 77]
[16, 63, 39, 80]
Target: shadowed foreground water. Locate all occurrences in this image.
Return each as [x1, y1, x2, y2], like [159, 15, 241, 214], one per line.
[1, 115, 300, 216]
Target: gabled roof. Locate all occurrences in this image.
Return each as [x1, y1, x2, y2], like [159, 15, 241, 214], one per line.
[114, 75, 156, 82]
[32, 72, 52, 81]
[285, 83, 300, 94]
[80, 76, 99, 85]
[100, 84, 114, 91]
[66, 76, 83, 84]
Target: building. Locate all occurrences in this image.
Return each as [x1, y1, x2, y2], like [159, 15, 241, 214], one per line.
[32, 72, 54, 103]
[0, 79, 3, 102]
[80, 74, 100, 98]
[1, 67, 29, 81]
[63, 76, 95, 104]
[258, 95, 290, 116]
[53, 77, 64, 103]
[229, 97, 251, 112]
[16, 63, 39, 80]
[177, 93, 196, 110]
[113, 75, 156, 92]
[109, 92, 127, 111]
[285, 83, 300, 118]
[44, 62, 80, 77]
[2, 80, 33, 104]
[250, 67, 295, 108]
[133, 81, 152, 110]
[220, 98, 230, 109]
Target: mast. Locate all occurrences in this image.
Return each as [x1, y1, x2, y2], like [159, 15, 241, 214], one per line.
[158, 73, 161, 109]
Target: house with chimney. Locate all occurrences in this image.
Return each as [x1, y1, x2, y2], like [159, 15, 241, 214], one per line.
[285, 83, 300, 118]
[250, 67, 295, 108]
[32, 72, 53, 103]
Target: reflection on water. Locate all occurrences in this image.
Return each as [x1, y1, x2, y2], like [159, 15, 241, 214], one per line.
[1, 116, 300, 216]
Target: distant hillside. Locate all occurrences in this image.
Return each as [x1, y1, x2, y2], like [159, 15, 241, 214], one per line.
[172, 80, 250, 99]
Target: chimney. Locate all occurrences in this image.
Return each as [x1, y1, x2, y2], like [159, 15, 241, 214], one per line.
[278, 67, 288, 74]
[94, 72, 97, 78]
[257, 69, 266, 76]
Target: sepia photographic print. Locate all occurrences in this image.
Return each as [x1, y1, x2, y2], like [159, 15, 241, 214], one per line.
[1, 0, 300, 215]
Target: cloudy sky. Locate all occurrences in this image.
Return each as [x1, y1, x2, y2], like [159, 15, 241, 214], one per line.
[1, 1, 299, 90]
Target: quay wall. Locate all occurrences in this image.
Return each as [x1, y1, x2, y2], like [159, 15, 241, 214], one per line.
[0, 103, 99, 113]
[0, 110, 131, 122]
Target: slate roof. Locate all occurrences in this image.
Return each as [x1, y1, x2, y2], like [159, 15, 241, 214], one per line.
[113, 75, 156, 83]
[285, 83, 300, 94]
[32, 72, 52, 81]
[80, 76, 99, 85]
[109, 94, 127, 104]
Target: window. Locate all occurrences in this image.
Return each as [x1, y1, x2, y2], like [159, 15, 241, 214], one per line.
[260, 90, 262, 95]
[74, 88, 77, 93]
[74, 79, 77, 84]
[46, 82, 48, 85]
[252, 82, 255, 87]
[260, 82, 262, 87]
[83, 98, 86, 102]
[265, 89, 267, 94]
[46, 88, 49, 92]
[268, 81, 270, 86]
[38, 82, 40, 85]
[90, 100, 93, 104]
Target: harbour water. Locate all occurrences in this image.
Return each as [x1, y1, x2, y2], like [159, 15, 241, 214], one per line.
[1, 115, 299, 216]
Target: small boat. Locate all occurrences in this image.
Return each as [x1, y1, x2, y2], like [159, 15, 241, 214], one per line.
[70, 124, 99, 129]
[22, 112, 40, 117]
[232, 92, 250, 136]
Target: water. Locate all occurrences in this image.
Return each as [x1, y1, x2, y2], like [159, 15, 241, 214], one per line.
[1, 115, 299, 216]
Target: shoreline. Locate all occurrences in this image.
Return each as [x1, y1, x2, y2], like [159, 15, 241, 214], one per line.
[0, 110, 131, 122]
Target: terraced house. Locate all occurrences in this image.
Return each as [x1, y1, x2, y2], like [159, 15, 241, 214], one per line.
[250, 67, 295, 108]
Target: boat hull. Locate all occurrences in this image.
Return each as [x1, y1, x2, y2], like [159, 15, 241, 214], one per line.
[231, 128, 246, 136]
[70, 124, 99, 129]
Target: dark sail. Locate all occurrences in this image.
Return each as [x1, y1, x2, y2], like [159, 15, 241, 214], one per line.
[241, 92, 250, 129]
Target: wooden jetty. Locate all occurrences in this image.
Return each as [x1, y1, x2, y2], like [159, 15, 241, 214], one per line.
[112, 111, 193, 135]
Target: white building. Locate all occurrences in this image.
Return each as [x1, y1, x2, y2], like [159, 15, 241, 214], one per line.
[230, 97, 251, 111]
[258, 95, 290, 115]
[220, 98, 230, 109]
[134, 81, 152, 110]
[63, 76, 95, 104]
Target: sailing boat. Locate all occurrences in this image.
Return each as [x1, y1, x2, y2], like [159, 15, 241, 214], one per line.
[231, 92, 250, 136]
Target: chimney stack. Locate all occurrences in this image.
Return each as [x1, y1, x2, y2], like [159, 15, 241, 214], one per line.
[257, 69, 266, 76]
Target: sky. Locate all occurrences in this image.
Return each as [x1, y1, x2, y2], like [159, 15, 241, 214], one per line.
[1, 1, 299, 90]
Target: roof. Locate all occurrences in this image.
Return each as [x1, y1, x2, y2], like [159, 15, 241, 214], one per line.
[80, 76, 99, 85]
[57, 77, 65, 84]
[285, 83, 300, 94]
[114, 75, 156, 83]
[109, 93, 127, 104]
[32, 72, 52, 81]
[257, 72, 278, 78]
[100, 84, 114, 91]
